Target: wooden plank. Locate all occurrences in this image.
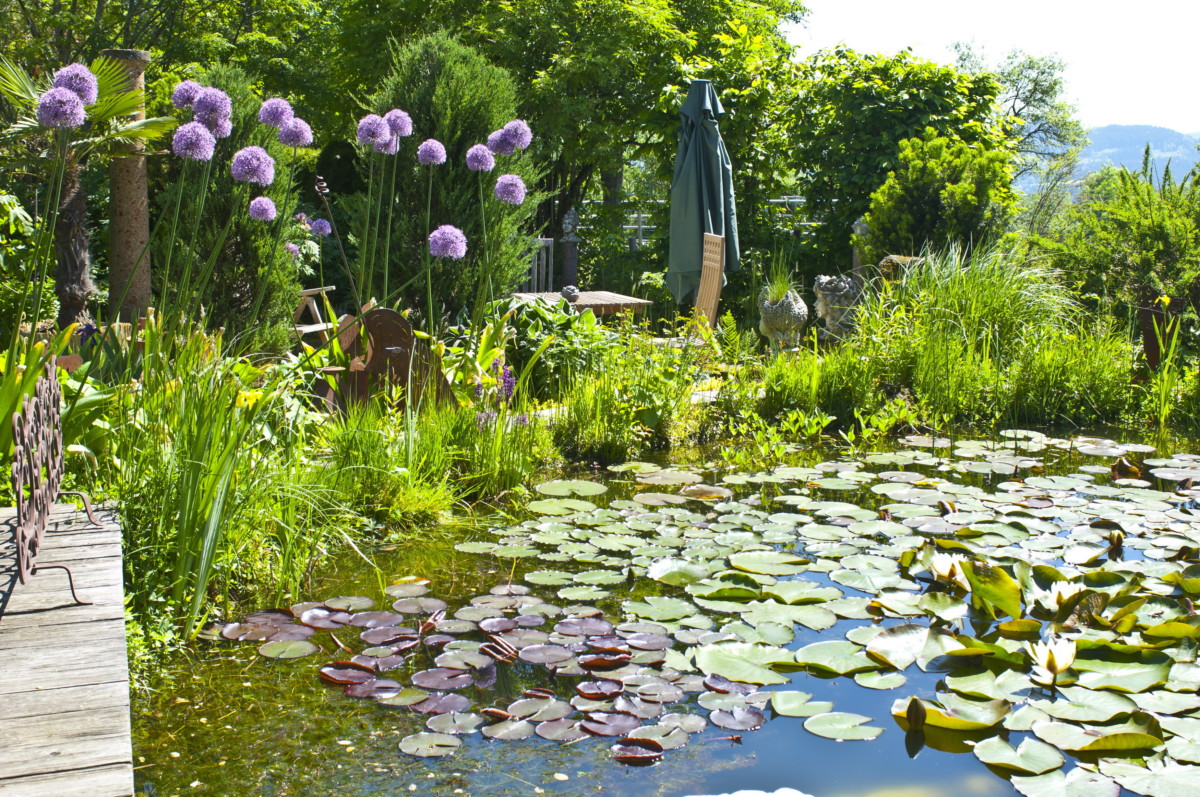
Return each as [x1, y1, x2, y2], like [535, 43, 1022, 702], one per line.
[0, 502, 133, 796]
[694, 233, 725, 326]
[299, 285, 336, 296]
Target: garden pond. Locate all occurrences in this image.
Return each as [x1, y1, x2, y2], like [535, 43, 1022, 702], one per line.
[132, 430, 1200, 797]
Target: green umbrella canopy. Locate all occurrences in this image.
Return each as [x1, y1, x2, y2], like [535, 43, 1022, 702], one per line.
[666, 79, 740, 305]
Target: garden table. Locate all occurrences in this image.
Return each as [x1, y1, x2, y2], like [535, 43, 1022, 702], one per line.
[512, 290, 653, 316]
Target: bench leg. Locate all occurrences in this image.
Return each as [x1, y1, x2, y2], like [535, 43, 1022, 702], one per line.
[31, 564, 93, 606]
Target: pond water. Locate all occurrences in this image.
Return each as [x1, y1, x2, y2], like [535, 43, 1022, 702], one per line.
[133, 431, 1200, 797]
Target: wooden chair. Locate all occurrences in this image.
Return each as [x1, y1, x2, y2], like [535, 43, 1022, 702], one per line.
[294, 286, 337, 343]
[694, 233, 725, 326]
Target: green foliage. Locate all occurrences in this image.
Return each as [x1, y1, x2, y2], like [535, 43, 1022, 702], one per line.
[360, 33, 542, 318]
[0, 192, 56, 338]
[791, 48, 1004, 267]
[859, 132, 1017, 264]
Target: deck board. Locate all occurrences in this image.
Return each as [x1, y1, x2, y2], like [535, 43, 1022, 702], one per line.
[0, 505, 133, 797]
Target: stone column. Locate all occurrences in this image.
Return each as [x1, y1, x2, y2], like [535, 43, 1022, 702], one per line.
[104, 49, 153, 321]
[559, 207, 580, 288]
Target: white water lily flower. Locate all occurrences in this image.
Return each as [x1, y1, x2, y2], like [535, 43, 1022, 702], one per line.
[1026, 638, 1077, 684]
[1036, 580, 1085, 612]
[929, 552, 971, 590]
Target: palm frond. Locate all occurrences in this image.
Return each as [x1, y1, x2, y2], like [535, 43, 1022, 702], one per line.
[89, 56, 129, 98]
[0, 115, 41, 146]
[0, 56, 41, 108]
[91, 87, 146, 121]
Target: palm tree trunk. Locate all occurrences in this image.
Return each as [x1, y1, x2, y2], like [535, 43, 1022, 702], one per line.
[54, 163, 97, 327]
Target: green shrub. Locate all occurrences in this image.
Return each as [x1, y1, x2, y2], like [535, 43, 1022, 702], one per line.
[1002, 326, 1133, 427]
[858, 132, 1017, 264]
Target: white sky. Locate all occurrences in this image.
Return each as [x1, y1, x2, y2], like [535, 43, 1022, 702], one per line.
[783, 0, 1200, 134]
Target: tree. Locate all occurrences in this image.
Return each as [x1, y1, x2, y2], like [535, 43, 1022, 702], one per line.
[953, 44, 1087, 178]
[790, 48, 1005, 268]
[0, 55, 174, 325]
[858, 131, 1017, 264]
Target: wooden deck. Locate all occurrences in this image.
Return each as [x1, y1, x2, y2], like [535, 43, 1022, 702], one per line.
[0, 504, 133, 797]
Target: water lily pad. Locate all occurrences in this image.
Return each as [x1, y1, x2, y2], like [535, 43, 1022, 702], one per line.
[536, 479, 608, 497]
[426, 712, 484, 734]
[481, 719, 535, 740]
[972, 736, 1064, 775]
[694, 642, 794, 685]
[528, 498, 596, 515]
[610, 736, 664, 765]
[803, 712, 883, 741]
[770, 691, 832, 718]
[794, 640, 878, 676]
[581, 712, 641, 737]
[1032, 715, 1162, 751]
[710, 706, 765, 730]
[257, 639, 319, 659]
[324, 596, 374, 612]
[1011, 767, 1119, 797]
[411, 668, 473, 690]
[728, 550, 809, 576]
[399, 732, 461, 757]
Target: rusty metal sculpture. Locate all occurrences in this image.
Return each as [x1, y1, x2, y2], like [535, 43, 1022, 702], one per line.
[10, 357, 98, 603]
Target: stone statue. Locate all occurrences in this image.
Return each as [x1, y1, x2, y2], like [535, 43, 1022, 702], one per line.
[813, 274, 862, 343]
[561, 285, 580, 303]
[757, 285, 808, 349]
[876, 254, 923, 281]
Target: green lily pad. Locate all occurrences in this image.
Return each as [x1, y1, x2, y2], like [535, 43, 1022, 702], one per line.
[893, 694, 1009, 731]
[399, 732, 461, 757]
[1031, 714, 1162, 752]
[972, 736, 1064, 775]
[1010, 767, 1119, 797]
[728, 550, 809, 576]
[527, 498, 596, 515]
[257, 639, 319, 659]
[1099, 759, 1200, 797]
[693, 642, 794, 685]
[803, 712, 883, 741]
[864, 624, 928, 671]
[536, 479, 608, 497]
[623, 596, 696, 622]
[794, 640, 878, 676]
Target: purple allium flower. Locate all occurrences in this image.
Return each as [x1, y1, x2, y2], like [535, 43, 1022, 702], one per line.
[486, 128, 515, 156]
[193, 87, 232, 128]
[171, 80, 203, 109]
[258, 97, 293, 127]
[36, 88, 85, 129]
[503, 119, 532, 151]
[294, 212, 308, 223]
[285, 242, 300, 258]
[356, 114, 389, 145]
[231, 146, 275, 186]
[308, 218, 332, 237]
[171, 121, 216, 162]
[248, 196, 277, 221]
[373, 135, 398, 155]
[428, 225, 467, 259]
[210, 117, 232, 139]
[278, 117, 313, 147]
[417, 139, 446, 165]
[500, 364, 515, 399]
[494, 174, 526, 205]
[384, 109, 412, 137]
[466, 144, 495, 172]
[53, 64, 98, 105]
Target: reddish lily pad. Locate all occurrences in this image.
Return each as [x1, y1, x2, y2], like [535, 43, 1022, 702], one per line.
[344, 678, 402, 699]
[325, 596, 374, 612]
[318, 661, 375, 684]
[578, 679, 624, 700]
[348, 611, 406, 628]
[582, 712, 642, 737]
[412, 693, 471, 715]
[710, 707, 766, 731]
[536, 719, 589, 742]
[518, 644, 575, 665]
[411, 668, 473, 690]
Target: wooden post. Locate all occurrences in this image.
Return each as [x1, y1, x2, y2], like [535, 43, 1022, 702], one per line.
[103, 49, 153, 321]
[559, 207, 580, 289]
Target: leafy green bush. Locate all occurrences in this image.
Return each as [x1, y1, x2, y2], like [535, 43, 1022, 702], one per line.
[858, 132, 1017, 264]
[0, 192, 56, 338]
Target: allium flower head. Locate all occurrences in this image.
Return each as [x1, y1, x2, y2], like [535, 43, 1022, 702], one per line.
[231, 146, 275, 186]
[278, 117, 313, 147]
[374, 135, 399, 155]
[285, 242, 300, 258]
[193, 88, 232, 125]
[356, 114, 389, 145]
[428, 225, 467, 259]
[210, 117, 232, 139]
[258, 97, 293, 127]
[466, 144, 495, 172]
[384, 109, 413, 137]
[172, 121, 217, 162]
[494, 174, 526, 205]
[486, 128, 515, 156]
[53, 64, 98, 105]
[417, 139, 446, 165]
[171, 80, 203, 109]
[308, 218, 332, 237]
[248, 196, 277, 221]
[502, 119, 532, 151]
[37, 88, 86, 129]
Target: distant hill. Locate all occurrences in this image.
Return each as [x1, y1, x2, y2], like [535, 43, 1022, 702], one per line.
[1079, 125, 1199, 176]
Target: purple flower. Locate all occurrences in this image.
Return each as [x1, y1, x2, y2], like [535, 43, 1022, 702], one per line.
[210, 117, 232, 139]
[417, 139, 446, 165]
[308, 218, 332, 237]
[384, 109, 412, 137]
[494, 174, 526, 205]
[53, 64, 98, 105]
[474, 380, 484, 399]
[231, 146, 275, 186]
[486, 128, 515, 156]
[373, 135, 399, 155]
[428, 225, 467, 259]
[500, 365, 515, 399]
[36, 88, 85, 129]
[514, 413, 529, 426]
[193, 87, 232, 131]
[248, 196, 277, 221]
[171, 80, 203, 109]
[258, 98, 293, 127]
[278, 117, 313, 147]
[503, 119, 532, 151]
[285, 242, 300, 258]
[171, 121, 216, 162]
[356, 114, 389, 145]
[466, 144, 494, 172]
[476, 410, 497, 430]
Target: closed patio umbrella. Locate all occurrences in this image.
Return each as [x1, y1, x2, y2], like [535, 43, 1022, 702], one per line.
[666, 79, 739, 304]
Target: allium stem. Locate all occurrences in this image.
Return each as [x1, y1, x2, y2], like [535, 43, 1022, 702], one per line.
[155, 158, 191, 324]
[357, 153, 377, 305]
[19, 131, 71, 347]
[382, 150, 399, 303]
[246, 147, 298, 336]
[169, 157, 215, 332]
[470, 174, 492, 348]
[423, 164, 435, 336]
